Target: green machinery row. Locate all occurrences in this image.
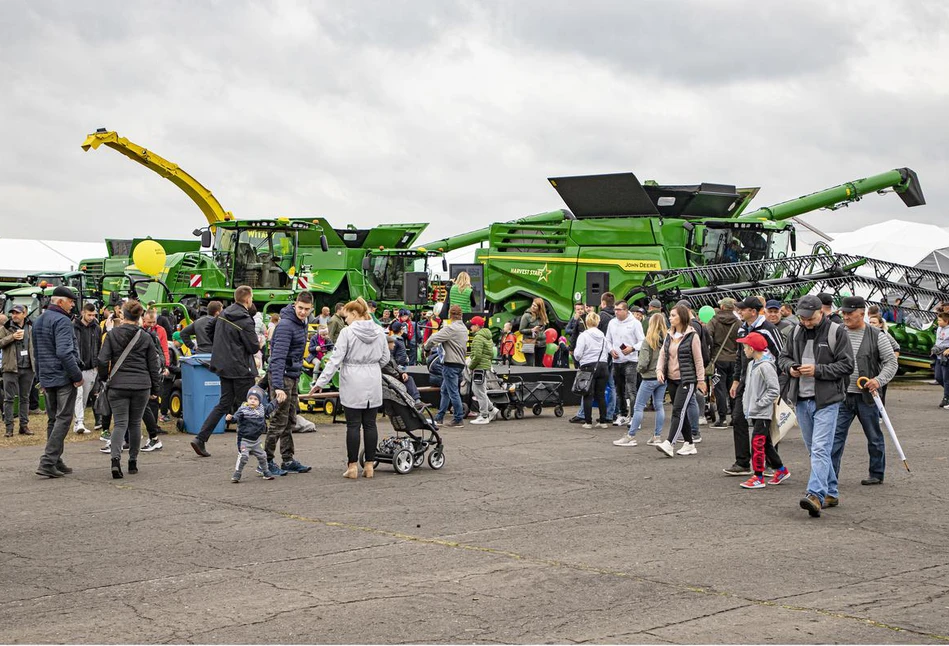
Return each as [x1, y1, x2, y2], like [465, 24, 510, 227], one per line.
[1, 129, 944, 370]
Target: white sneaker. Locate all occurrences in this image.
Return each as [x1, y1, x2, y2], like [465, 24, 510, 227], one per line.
[582, 423, 593, 429]
[676, 442, 698, 456]
[698, 416, 708, 426]
[142, 438, 163, 452]
[595, 422, 609, 429]
[613, 416, 629, 426]
[646, 436, 662, 446]
[99, 442, 111, 454]
[488, 407, 500, 422]
[612, 435, 632, 446]
[656, 440, 675, 457]
[470, 416, 489, 425]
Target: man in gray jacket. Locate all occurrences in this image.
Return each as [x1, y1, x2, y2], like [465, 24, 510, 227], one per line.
[0, 305, 35, 436]
[778, 295, 854, 517]
[180, 301, 222, 354]
[424, 304, 468, 428]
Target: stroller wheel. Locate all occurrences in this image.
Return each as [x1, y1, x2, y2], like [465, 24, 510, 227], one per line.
[428, 449, 446, 470]
[358, 450, 380, 469]
[462, 403, 470, 418]
[413, 452, 425, 468]
[393, 448, 414, 475]
[515, 406, 525, 420]
[501, 406, 512, 420]
[554, 405, 565, 418]
[532, 404, 543, 416]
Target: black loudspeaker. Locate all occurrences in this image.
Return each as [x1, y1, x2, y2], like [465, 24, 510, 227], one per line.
[404, 272, 429, 305]
[585, 271, 609, 306]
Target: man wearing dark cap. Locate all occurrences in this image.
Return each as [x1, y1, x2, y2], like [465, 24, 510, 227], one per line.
[33, 287, 83, 478]
[0, 304, 36, 436]
[818, 293, 843, 325]
[829, 296, 898, 494]
[723, 296, 785, 476]
[778, 294, 854, 517]
[765, 300, 794, 339]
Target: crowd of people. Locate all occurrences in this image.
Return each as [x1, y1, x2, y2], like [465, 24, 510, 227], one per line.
[7, 271, 949, 516]
[563, 290, 949, 518]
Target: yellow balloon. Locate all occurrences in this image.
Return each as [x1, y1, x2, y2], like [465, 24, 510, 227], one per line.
[132, 240, 166, 277]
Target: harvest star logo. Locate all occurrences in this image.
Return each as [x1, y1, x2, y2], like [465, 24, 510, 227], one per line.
[511, 263, 552, 283]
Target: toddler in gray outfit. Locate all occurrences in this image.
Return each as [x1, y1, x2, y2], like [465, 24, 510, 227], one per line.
[227, 385, 276, 483]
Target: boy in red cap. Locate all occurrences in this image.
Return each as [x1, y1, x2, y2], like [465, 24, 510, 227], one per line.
[736, 332, 790, 489]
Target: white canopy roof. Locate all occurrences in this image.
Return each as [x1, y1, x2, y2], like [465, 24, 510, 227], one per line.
[0, 239, 107, 277]
[829, 220, 949, 268]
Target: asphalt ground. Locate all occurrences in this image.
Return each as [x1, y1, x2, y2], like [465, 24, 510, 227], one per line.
[1, 380, 948, 644]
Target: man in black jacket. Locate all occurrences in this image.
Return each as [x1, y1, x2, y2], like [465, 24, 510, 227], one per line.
[778, 295, 854, 517]
[191, 287, 261, 457]
[72, 303, 101, 434]
[180, 301, 222, 354]
[723, 296, 785, 476]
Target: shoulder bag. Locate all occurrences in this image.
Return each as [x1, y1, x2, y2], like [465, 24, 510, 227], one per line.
[571, 336, 606, 396]
[94, 329, 143, 418]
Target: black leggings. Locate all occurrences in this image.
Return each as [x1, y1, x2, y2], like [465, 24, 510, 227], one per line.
[345, 407, 378, 463]
[665, 379, 695, 444]
[582, 362, 609, 424]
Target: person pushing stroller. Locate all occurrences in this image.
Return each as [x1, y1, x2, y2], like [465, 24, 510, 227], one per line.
[227, 385, 277, 483]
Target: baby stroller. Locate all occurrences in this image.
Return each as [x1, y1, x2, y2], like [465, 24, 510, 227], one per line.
[360, 374, 445, 475]
[521, 375, 565, 417]
[461, 367, 525, 420]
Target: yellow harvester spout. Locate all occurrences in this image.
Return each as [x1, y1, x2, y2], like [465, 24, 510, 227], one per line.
[81, 129, 235, 226]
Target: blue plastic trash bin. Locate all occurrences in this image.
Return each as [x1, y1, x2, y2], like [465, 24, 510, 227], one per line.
[180, 354, 225, 435]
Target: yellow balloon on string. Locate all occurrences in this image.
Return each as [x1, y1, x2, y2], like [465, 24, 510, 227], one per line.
[132, 240, 166, 277]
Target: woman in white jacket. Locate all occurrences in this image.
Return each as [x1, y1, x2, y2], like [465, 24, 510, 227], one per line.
[311, 298, 390, 479]
[573, 312, 610, 429]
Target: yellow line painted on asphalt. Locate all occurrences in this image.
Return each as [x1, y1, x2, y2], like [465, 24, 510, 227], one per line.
[278, 511, 949, 642]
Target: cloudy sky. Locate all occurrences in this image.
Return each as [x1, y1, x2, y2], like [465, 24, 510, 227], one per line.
[1, 0, 946, 263]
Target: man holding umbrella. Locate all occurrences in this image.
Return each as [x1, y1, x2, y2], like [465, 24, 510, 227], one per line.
[829, 296, 898, 498]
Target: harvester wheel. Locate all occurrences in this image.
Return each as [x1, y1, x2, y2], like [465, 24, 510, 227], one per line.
[324, 400, 335, 416]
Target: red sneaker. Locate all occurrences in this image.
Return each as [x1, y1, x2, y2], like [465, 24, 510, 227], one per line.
[740, 475, 766, 489]
[768, 467, 791, 485]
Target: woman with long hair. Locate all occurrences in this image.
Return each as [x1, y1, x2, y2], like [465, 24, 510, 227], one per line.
[97, 300, 161, 479]
[932, 311, 949, 409]
[572, 312, 610, 429]
[448, 271, 478, 313]
[614, 313, 668, 447]
[312, 297, 390, 478]
[519, 298, 550, 367]
[655, 304, 706, 457]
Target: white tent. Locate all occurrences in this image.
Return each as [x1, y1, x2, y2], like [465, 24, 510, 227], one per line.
[829, 220, 949, 272]
[0, 239, 107, 277]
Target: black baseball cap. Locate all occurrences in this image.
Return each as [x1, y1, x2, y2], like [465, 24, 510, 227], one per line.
[10, 304, 26, 313]
[840, 296, 867, 313]
[817, 292, 834, 306]
[52, 286, 78, 299]
[737, 296, 762, 311]
[797, 295, 822, 318]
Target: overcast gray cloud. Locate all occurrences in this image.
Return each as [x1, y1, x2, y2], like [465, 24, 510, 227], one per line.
[0, 0, 946, 254]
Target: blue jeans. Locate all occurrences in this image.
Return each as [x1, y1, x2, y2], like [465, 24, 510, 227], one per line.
[627, 379, 666, 437]
[437, 364, 464, 423]
[686, 391, 700, 433]
[829, 393, 886, 496]
[606, 371, 616, 420]
[796, 399, 840, 503]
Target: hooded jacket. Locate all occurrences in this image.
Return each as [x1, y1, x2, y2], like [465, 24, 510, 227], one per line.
[424, 319, 469, 367]
[315, 319, 389, 409]
[572, 327, 609, 367]
[741, 352, 780, 420]
[605, 314, 645, 364]
[468, 327, 494, 370]
[706, 310, 740, 365]
[97, 323, 161, 395]
[208, 303, 260, 379]
[233, 385, 276, 442]
[268, 304, 307, 388]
